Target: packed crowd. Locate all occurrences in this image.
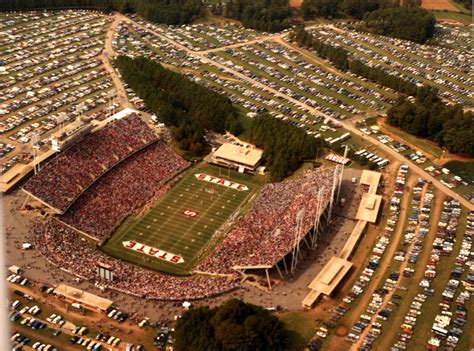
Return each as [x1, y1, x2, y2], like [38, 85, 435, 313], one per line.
[196, 168, 336, 274]
[59, 141, 188, 242]
[33, 220, 239, 300]
[23, 114, 158, 212]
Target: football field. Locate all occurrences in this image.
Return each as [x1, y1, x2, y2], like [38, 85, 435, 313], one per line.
[103, 164, 262, 275]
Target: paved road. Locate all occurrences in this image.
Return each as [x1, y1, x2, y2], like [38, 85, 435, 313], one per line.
[116, 14, 474, 211]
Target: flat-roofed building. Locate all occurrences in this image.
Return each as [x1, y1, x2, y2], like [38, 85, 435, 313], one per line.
[211, 143, 263, 174]
[303, 256, 353, 307]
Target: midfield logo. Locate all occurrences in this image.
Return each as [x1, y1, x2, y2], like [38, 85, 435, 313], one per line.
[183, 209, 198, 218]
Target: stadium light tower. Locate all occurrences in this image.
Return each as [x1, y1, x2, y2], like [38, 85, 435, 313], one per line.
[328, 165, 342, 222]
[310, 186, 325, 250]
[291, 208, 305, 273]
[336, 145, 348, 202]
[31, 133, 41, 175]
[108, 89, 116, 118]
[75, 102, 85, 121]
[57, 112, 67, 136]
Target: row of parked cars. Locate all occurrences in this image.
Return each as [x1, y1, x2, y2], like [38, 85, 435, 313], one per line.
[426, 210, 473, 350]
[309, 25, 472, 106]
[7, 273, 29, 286]
[130, 14, 259, 52]
[106, 306, 129, 323]
[353, 178, 433, 350]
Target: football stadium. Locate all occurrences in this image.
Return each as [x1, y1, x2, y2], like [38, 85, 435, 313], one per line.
[25, 111, 339, 300]
[103, 164, 262, 275]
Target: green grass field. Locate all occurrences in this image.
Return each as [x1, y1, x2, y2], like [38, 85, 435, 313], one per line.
[443, 160, 474, 183]
[103, 164, 262, 275]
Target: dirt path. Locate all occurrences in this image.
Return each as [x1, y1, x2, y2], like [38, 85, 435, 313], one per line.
[101, 15, 132, 109]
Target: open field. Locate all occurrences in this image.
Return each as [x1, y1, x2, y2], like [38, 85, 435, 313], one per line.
[289, 0, 303, 8]
[443, 160, 474, 183]
[103, 164, 262, 275]
[422, 0, 459, 11]
[431, 10, 473, 22]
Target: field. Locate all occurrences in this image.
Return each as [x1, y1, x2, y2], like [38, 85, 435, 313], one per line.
[443, 160, 474, 183]
[103, 164, 262, 275]
[431, 10, 472, 22]
[421, 0, 459, 11]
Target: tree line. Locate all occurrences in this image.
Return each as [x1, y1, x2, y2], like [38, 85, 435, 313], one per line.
[454, 0, 471, 10]
[115, 56, 240, 157]
[0, 0, 203, 25]
[290, 27, 432, 98]
[222, 0, 292, 33]
[300, 0, 435, 43]
[387, 89, 473, 157]
[174, 299, 291, 351]
[249, 114, 324, 181]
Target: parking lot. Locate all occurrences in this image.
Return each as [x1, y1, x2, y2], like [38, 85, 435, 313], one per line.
[307, 24, 473, 106]
[0, 11, 118, 178]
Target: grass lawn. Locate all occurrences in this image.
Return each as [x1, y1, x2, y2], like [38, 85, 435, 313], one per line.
[380, 122, 444, 159]
[443, 160, 474, 183]
[103, 163, 263, 275]
[279, 311, 316, 350]
[431, 10, 472, 23]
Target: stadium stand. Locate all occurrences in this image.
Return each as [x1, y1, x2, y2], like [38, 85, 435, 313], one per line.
[195, 168, 336, 274]
[33, 220, 239, 301]
[23, 114, 158, 213]
[58, 141, 188, 242]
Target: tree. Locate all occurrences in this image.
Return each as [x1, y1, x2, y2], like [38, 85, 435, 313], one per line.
[339, 0, 379, 19]
[0, 0, 204, 25]
[301, 0, 341, 19]
[224, 0, 292, 32]
[175, 299, 291, 351]
[387, 91, 474, 157]
[115, 56, 240, 157]
[249, 114, 324, 180]
[363, 6, 435, 43]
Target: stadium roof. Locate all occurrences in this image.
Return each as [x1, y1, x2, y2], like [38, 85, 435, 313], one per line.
[213, 143, 263, 167]
[355, 193, 382, 223]
[54, 284, 113, 311]
[308, 256, 353, 296]
[360, 170, 382, 193]
[339, 220, 368, 260]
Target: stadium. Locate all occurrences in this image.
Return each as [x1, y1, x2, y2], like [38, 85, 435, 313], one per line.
[25, 110, 341, 300]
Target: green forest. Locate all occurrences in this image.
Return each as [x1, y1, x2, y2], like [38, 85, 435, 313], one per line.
[387, 90, 474, 157]
[224, 0, 292, 32]
[174, 299, 291, 351]
[115, 56, 240, 156]
[290, 27, 430, 97]
[300, 0, 435, 43]
[0, 0, 203, 25]
[249, 115, 324, 181]
[362, 6, 435, 43]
